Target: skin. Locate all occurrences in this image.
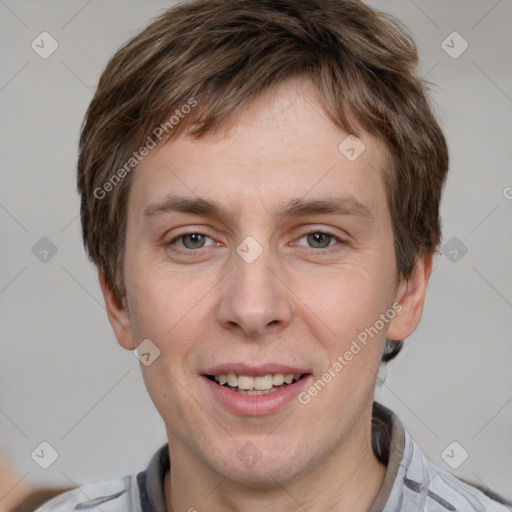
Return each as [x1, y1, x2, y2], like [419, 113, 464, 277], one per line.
[0, 453, 30, 512]
[100, 78, 432, 512]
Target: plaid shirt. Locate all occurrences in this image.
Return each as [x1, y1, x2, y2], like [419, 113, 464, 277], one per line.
[35, 403, 511, 512]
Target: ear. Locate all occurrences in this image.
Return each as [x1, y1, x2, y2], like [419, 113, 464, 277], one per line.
[98, 267, 136, 351]
[386, 252, 433, 341]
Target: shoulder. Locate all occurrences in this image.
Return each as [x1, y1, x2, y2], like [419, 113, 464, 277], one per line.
[401, 434, 511, 511]
[33, 474, 141, 512]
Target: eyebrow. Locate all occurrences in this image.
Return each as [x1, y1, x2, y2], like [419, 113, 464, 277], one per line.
[277, 196, 373, 219]
[143, 195, 373, 220]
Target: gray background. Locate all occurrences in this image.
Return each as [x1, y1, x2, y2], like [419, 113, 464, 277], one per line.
[1, 0, 511, 501]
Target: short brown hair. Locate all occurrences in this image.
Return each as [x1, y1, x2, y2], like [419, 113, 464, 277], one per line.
[78, 0, 449, 362]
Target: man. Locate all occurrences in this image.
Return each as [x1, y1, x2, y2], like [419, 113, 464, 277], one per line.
[36, 0, 511, 510]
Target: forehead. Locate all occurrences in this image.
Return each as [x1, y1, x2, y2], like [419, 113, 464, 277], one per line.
[129, 79, 388, 220]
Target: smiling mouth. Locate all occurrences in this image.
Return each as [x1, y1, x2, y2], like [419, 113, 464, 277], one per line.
[206, 373, 307, 396]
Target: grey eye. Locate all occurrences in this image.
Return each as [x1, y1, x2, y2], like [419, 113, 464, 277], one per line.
[307, 232, 333, 248]
[181, 233, 207, 249]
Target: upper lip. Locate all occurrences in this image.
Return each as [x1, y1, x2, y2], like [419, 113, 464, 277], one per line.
[202, 363, 311, 377]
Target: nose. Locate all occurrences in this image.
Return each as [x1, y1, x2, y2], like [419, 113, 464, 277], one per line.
[216, 243, 293, 338]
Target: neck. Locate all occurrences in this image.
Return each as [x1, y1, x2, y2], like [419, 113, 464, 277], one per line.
[163, 404, 386, 512]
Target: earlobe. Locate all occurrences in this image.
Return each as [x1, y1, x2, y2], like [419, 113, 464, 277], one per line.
[97, 267, 136, 351]
[386, 252, 433, 342]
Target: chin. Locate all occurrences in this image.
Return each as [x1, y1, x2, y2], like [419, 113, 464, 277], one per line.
[206, 437, 313, 488]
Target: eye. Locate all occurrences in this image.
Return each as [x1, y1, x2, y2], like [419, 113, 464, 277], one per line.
[295, 230, 343, 249]
[168, 232, 216, 250]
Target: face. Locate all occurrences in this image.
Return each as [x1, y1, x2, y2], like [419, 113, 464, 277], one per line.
[101, 78, 429, 487]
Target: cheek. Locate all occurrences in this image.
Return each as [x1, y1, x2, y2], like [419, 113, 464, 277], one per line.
[298, 275, 393, 415]
[125, 261, 217, 355]
[297, 265, 395, 343]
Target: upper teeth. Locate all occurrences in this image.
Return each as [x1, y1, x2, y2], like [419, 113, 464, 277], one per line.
[214, 373, 302, 390]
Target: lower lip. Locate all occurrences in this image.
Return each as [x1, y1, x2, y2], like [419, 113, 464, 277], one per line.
[202, 375, 312, 416]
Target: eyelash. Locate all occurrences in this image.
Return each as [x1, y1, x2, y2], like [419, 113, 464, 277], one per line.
[297, 229, 345, 251]
[166, 229, 345, 255]
[166, 231, 218, 254]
